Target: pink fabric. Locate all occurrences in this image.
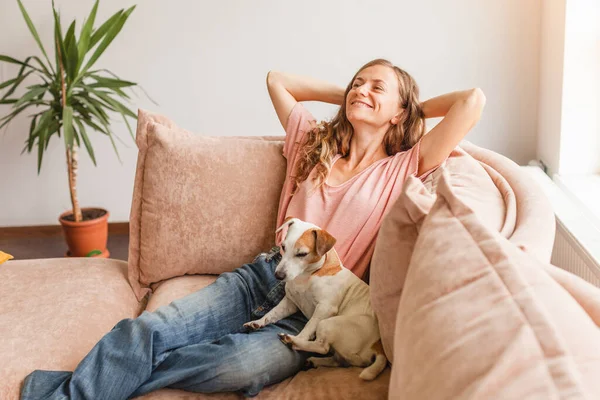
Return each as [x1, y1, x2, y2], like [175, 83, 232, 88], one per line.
[370, 176, 435, 361]
[128, 109, 287, 301]
[146, 275, 218, 312]
[0, 258, 143, 400]
[390, 169, 600, 399]
[276, 103, 437, 280]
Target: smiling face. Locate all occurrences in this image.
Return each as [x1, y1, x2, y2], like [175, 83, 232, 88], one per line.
[345, 64, 403, 130]
[274, 218, 336, 282]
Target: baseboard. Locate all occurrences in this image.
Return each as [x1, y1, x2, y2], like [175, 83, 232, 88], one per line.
[0, 222, 129, 239]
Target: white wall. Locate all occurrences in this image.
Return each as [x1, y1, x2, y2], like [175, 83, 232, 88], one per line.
[536, 0, 566, 176]
[0, 0, 542, 227]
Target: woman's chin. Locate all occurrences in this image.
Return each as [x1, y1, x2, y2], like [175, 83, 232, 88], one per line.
[347, 113, 371, 127]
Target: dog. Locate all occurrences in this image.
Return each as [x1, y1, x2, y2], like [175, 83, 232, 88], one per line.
[243, 217, 387, 380]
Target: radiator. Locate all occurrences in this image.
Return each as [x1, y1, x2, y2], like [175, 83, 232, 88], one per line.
[551, 220, 600, 287]
[522, 166, 600, 288]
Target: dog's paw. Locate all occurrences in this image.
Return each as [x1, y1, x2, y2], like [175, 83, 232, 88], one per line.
[278, 333, 295, 347]
[243, 321, 263, 331]
[304, 357, 316, 369]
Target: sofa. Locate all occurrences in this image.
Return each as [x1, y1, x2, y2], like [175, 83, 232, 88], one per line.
[2, 108, 600, 400]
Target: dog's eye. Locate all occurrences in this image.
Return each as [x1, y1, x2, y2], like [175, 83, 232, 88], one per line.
[296, 253, 308, 258]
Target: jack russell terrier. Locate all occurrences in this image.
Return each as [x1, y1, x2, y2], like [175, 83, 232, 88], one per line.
[243, 217, 387, 380]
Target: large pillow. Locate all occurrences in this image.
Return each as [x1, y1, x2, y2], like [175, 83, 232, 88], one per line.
[369, 176, 435, 361]
[370, 145, 513, 361]
[422, 146, 514, 235]
[390, 169, 600, 399]
[127, 109, 286, 301]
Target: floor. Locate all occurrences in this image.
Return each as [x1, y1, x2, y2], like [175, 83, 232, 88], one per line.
[0, 234, 130, 261]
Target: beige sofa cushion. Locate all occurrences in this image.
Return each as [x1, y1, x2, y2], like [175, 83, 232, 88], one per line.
[128, 109, 287, 301]
[369, 176, 435, 362]
[422, 146, 515, 236]
[0, 258, 143, 400]
[370, 144, 513, 361]
[146, 275, 218, 312]
[460, 141, 555, 262]
[390, 169, 600, 399]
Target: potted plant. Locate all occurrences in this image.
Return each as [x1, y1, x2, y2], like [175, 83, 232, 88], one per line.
[0, 0, 144, 257]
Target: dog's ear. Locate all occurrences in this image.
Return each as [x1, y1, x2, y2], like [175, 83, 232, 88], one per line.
[313, 229, 336, 257]
[276, 217, 296, 234]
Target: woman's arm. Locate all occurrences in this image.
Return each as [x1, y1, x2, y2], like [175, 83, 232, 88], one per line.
[417, 88, 486, 176]
[267, 70, 345, 131]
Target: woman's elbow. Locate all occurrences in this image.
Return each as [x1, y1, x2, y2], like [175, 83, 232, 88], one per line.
[468, 88, 486, 110]
[464, 88, 486, 123]
[267, 70, 281, 88]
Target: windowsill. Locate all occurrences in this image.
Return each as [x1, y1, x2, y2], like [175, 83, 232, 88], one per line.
[553, 174, 600, 232]
[522, 167, 600, 268]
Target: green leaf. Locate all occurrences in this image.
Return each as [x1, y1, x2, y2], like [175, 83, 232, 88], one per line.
[107, 128, 122, 163]
[0, 102, 35, 125]
[64, 21, 76, 55]
[86, 86, 136, 119]
[74, 118, 96, 166]
[0, 55, 26, 66]
[89, 75, 136, 89]
[16, 0, 53, 69]
[0, 99, 18, 104]
[62, 105, 74, 148]
[44, 119, 60, 150]
[121, 113, 134, 141]
[86, 250, 102, 257]
[0, 55, 52, 77]
[76, 95, 110, 125]
[1, 70, 34, 100]
[72, 124, 80, 147]
[14, 86, 47, 108]
[30, 56, 54, 77]
[64, 21, 79, 81]
[0, 77, 18, 90]
[88, 9, 123, 50]
[80, 116, 109, 135]
[52, 4, 67, 81]
[81, 6, 135, 75]
[77, 0, 98, 72]
[33, 110, 53, 174]
[24, 114, 38, 153]
[110, 87, 131, 100]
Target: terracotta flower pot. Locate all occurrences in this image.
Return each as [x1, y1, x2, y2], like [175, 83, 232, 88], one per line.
[59, 207, 110, 258]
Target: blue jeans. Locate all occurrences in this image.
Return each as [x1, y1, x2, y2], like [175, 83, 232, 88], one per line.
[20, 248, 313, 399]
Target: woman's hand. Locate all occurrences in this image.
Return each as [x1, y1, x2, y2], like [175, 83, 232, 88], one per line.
[267, 70, 345, 131]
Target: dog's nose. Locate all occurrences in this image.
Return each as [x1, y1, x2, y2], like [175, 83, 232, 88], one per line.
[275, 270, 286, 280]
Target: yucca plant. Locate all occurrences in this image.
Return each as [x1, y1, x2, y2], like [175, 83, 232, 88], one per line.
[0, 0, 140, 223]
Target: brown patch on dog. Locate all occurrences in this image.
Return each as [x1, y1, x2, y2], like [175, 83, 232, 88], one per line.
[296, 229, 322, 263]
[371, 340, 384, 354]
[312, 249, 342, 277]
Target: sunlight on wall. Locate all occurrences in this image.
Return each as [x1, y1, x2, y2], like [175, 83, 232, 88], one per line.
[559, 0, 600, 175]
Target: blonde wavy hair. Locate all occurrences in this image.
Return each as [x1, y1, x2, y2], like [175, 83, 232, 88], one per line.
[292, 59, 426, 195]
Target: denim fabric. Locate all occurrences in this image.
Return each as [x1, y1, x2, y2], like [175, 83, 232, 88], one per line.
[21, 248, 313, 399]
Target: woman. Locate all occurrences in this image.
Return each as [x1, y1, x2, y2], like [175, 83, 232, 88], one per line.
[21, 59, 485, 399]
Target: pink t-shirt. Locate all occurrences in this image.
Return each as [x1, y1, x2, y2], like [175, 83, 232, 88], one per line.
[275, 103, 435, 280]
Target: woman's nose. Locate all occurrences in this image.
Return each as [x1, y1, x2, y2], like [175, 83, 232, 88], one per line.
[357, 85, 369, 96]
